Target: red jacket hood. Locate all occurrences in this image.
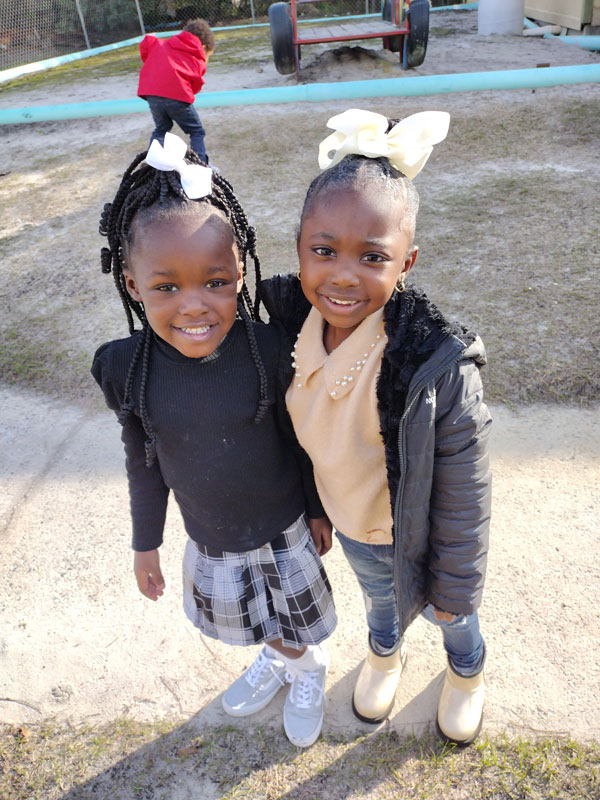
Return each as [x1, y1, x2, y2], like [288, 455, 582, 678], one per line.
[169, 30, 205, 58]
[138, 31, 207, 104]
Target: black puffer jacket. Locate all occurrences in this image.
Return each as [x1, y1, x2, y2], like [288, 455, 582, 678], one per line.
[260, 275, 492, 636]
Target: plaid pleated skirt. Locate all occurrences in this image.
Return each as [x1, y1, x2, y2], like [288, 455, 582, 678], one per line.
[182, 514, 337, 649]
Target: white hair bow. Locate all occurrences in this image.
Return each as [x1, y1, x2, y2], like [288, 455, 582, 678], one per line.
[145, 132, 212, 199]
[318, 109, 450, 180]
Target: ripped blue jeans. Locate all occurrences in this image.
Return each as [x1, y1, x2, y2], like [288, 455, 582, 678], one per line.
[336, 531, 485, 677]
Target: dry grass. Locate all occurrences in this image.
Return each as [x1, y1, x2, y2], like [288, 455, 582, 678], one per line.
[1, 28, 598, 408]
[0, 27, 270, 96]
[1, 720, 598, 800]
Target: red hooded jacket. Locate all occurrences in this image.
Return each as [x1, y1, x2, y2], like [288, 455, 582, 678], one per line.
[137, 32, 207, 104]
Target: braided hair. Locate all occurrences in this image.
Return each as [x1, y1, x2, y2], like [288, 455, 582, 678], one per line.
[99, 148, 269, 467]
[301, 119, 420, 244]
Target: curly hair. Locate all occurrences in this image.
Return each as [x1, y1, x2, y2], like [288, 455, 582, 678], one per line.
[183, 18, 215, 53]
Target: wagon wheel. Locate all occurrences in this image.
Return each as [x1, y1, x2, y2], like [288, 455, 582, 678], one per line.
[269, 2, 295, 75]
[405, 0, 430, 67]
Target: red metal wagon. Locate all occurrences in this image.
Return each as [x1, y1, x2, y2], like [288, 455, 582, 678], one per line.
[269, 0, 431, 77]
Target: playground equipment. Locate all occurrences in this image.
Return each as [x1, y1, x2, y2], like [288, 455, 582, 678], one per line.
[269, 0, 430, 76]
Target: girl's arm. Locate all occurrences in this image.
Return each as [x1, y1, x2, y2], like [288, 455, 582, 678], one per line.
[262, 284, 331, 553]
[121, 415, 170, 552]
[92, 343, 170, 553]
[428, 359, 492, 617]
[270, 322, 326, 522]
[275, 379, 327, 521]
[275, 384, 332, 555]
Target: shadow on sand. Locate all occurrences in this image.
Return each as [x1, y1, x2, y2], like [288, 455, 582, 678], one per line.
[56, 671, 446, 799]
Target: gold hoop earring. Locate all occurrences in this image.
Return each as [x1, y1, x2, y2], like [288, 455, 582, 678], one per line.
[296, 271, 301, 280]
[395, 279, 405, 294]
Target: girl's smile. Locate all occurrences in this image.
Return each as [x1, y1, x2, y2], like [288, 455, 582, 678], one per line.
[319, 294, 366, 312]
[124, 214, 243, 359]
[297, 186, 417, 351]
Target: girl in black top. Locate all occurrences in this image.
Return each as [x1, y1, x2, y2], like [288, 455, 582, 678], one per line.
[92, 133, 336, 748]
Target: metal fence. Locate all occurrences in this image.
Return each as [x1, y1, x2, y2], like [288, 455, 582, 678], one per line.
[0, 0, 467, 71]
[0, 0, 381, 70]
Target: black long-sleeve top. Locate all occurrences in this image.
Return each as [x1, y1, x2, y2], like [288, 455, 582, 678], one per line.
[92, 319, 324, 553]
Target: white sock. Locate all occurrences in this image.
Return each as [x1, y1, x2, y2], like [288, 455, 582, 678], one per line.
[282, 643, 327, 672]
[264, 644, 284, 662]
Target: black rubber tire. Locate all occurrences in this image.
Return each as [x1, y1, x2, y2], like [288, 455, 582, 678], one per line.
[406, 0, 430, 68]
[269, 2, 295, 75]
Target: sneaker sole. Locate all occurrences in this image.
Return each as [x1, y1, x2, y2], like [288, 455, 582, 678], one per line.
[221, 682, 285, 717]
[283, 713, 324, 748]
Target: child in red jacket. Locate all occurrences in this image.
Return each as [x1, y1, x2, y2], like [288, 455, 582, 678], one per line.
[138, 19, 215, 163]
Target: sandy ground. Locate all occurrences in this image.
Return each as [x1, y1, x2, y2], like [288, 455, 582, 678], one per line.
[1, 7, 599, 750]
[1, 387, 599, 745]
[2, 8, 598, 107]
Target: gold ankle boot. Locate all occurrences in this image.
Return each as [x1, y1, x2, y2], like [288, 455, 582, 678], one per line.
[437, 660, 485, 745]
[352, 636, 407, 723]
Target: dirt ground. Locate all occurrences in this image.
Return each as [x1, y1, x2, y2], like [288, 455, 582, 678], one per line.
[0, 8, 599, 796]
[1, 11, 598, 406]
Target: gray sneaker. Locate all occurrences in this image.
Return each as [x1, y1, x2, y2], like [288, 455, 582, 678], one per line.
[222, 647, 287, 717]
[283, 653, 329, 747]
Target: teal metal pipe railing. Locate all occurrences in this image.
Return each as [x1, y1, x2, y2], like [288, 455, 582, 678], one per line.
[558, 37, 600, 50]
[1, 63, 598, 125]
[522, 18, 600, 50]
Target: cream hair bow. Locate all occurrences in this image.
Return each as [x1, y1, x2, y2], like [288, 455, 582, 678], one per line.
[318, 109, 450, 180]
[145, 132, 212, 199]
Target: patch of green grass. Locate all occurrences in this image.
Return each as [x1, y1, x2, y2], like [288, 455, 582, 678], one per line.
[1, 721, 598, 800]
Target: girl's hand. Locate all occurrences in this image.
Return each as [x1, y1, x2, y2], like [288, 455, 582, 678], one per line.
[134, 549, 165, 601]
[308, 516, 333, 556]
[433, 606, 457, 623]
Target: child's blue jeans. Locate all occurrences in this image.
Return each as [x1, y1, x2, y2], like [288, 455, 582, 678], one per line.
[336, 531, 485, 677]
[146, 95, 207, 162]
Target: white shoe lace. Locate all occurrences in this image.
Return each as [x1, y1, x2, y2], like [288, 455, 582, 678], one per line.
[246, 650, 286, 688]
[285, 669, 327, 710]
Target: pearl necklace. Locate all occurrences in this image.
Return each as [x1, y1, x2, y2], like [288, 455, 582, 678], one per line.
[292, 332, 383, 397]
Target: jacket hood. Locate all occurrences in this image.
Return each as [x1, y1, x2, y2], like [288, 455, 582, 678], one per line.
[171, 31, 205, 58]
